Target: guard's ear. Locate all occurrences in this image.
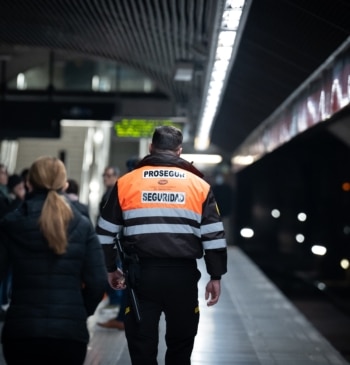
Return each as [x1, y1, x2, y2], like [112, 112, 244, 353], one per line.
[176, 147, 182, 156]
[149, 143, 153, 154]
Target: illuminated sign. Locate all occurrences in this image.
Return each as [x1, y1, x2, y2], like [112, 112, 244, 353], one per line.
[114, 118, 183, 138]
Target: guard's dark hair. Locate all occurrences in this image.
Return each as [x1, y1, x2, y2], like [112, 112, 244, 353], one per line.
[151, 126, 183, 151]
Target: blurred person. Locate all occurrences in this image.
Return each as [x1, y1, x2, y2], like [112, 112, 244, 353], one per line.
[97, 157, 140, 330]
[20, 167, 30, 194]
[0, 174, 26, 320]
[0, 163, 11, 218]
[99, 166, 120, 215]
[0, 156, 107, 365]
[65, 178, 90, 219]
[0, 164, 11, 321]
[97, 284, 127, 330]
[98, 165, 123, 309]
[96, 126, 227, 365]
[7, 174, 26, 210]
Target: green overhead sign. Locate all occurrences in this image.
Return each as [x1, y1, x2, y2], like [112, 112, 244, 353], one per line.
[114, 118, 183, 138]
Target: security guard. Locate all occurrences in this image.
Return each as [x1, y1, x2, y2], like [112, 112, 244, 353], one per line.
[96, 126, 227, 365]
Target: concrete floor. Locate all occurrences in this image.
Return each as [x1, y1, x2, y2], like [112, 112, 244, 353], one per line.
[0, 246, 349, 365]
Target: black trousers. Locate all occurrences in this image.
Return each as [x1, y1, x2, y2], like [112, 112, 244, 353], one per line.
[125, 259, 201, 365]
[2, 338, 87, 365]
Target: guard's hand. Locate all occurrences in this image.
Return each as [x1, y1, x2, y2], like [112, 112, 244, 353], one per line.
[205, 279, 221, 306]
[108, 268, 126, 290]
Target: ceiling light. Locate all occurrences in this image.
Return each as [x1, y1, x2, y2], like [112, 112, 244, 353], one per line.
[232, 154, 256, 165]
[195, 0, 252, 150]
[174, 62, 194, 82]
[311, 245, 327, 256]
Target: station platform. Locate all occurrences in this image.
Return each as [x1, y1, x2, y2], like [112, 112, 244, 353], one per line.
[0, 246, 349, 365]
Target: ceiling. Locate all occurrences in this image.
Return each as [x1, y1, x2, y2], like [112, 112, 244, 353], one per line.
[213, 0, 350, 155]
[0, 0, 226, 143]
[0, 0, 349, 158]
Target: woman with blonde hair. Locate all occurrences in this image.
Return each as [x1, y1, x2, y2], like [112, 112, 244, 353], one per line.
[0, 156, 107, 365]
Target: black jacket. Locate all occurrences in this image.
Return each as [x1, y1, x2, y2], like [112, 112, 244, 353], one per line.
[0, 189, 11, 219]
[97, 153, 227, 278]
[0, 191, 107, 344]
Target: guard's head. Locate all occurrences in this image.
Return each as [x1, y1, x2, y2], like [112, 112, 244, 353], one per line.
[149, 126, 183, 155]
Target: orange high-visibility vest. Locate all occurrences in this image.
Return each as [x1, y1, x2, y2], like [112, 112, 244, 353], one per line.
[118, 166, 209, 214]
[115, 164, 225, 259]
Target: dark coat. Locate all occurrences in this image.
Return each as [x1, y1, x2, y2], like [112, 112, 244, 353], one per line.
[0, 191, 107, 344]
[0, 189, 11, 219]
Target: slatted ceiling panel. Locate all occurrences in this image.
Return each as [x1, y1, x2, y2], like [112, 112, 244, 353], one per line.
[125, 2, 149, 60]
[115, 1, 171, 94]
[174, 0, 206, 103]
[1, 0, 350, 154]
[0, 0, 225, 139]
[171, 1, 185, 103]
[204, 1, 220, 42]
[132, 2, 159, 69]
[172, 2, 193, 64]
[77, 3, 110, 52]
[195, 3, 204, 46]
[57, 3, 91, 51]
[85, 1, 130, 56]
[151, 3, 175, 95]
[153, 1, 171, 67]
[99, 3, 128, 58]
[162, 1, 176, 64]
[186, 1, 195, 56]
[113, 2, 139, 61]
[179, 0, 187, 61]
[144, 2, 166, 64]
[138, 2, 159, 63]
[169, 1, 179, 66]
